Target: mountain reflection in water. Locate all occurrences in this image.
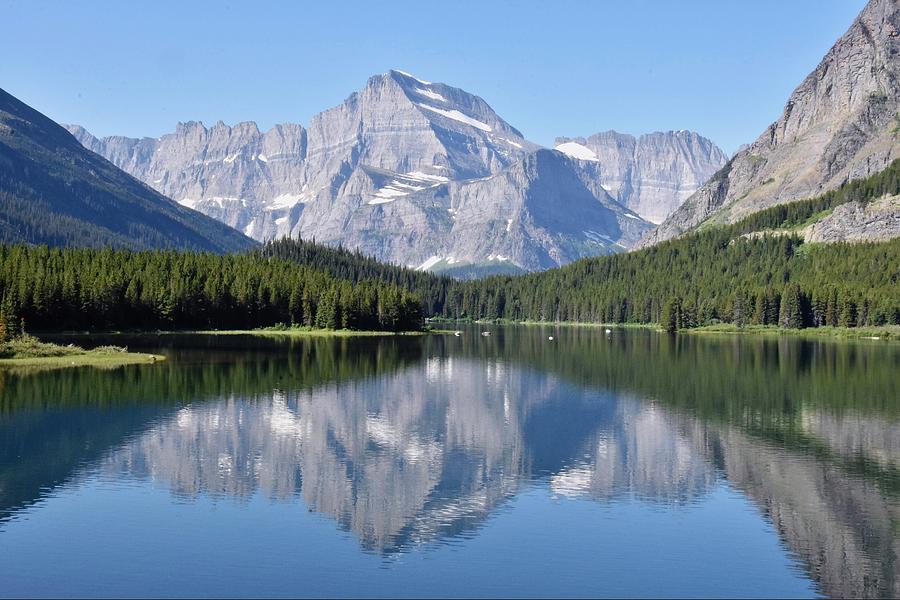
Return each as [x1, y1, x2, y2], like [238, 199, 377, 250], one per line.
[0, 329, 897, 598]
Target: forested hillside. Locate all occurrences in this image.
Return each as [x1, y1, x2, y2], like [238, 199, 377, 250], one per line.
[2, 158, 898, 335]
[444, 234, 899, 330]
[0, 88, 254, 252]
[257, 238, 452, 316]
[438, 162, 900, 329]
[0, 246, 422, 334]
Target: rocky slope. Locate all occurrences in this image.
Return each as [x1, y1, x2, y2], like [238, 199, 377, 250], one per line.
[803, 194, 900, 242]
[640, 0, 900, 247]
[0, 88, 254, 252]
[68, 70, 654, 271]
[554, 130, 727, 224]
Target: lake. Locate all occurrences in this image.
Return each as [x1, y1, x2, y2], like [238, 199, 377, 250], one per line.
[1, 327, 897, 598]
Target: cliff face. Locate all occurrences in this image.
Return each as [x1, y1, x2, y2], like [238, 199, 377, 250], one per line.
[640, 0, 900, 247]
[555, 130, 728, 224]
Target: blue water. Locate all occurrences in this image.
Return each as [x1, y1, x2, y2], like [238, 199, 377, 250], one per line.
[1, 328, 896, 597]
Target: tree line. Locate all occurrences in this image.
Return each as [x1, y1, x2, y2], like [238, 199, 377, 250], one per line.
[256, 237, 452, 316]
[441, 234, 899, 330]
[0, 245, 423, 337]
[2, 159, 898, 335]
[436, 160, 900, 329]
[261, 160, 900, 332]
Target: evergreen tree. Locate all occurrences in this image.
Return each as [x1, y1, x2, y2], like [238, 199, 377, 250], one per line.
[661, 297, 682, 333]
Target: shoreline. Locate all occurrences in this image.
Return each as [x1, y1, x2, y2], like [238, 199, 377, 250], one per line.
[684, 324, 899, 340]
[173, 328, 430, 338]
[27, 322, 899, 344]
[39, 327, 435, 339]
[0, 351, 166, 370]
[426, 318, 899, 340]
[426, 318, 659, 330]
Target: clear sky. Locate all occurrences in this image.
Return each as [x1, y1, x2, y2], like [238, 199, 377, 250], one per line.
[1, 0, 866, 154]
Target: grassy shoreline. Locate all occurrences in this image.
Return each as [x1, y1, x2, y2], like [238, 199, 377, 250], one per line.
[37, 326, 432, 338]
[426, 318, 658, 330]
[0, 352, 165, 369]
[25, 322, 899, 350]
[185, 327, 431, 338]
[427, 318, 898, 340]
[685, 323, 900, 340]
[0, 335, 165, 370]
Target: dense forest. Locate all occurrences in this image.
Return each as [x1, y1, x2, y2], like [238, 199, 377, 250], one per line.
[1, 159, 898, 335]
[0, 246, 423, 336]
[437, 163, 900, 330]
[255, 161, 900, 331]
[257, 237, 453, 316]
[443, 234, 899, 330]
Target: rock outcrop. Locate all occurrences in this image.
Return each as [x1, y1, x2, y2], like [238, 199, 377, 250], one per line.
[803, 194, 900, 242]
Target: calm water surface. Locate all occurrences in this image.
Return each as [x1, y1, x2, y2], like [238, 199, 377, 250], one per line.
[1, 327, 897, 598]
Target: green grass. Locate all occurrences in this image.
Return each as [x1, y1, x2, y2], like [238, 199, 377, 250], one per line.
[686, 324, 900, 340]
[427, 317, 659, 330]
[0, 335, 165, 369]
[186, 326, 429, 338]
[797, 207, 835, 229]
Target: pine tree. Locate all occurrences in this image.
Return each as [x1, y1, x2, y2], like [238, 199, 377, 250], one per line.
[839, 297, 858, 328]
[661, 297, 682, 333]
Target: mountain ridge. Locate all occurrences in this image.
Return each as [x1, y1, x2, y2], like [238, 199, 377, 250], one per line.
[66, 69, 725, 271]
[639, 0, 900, 247]
[0, 87, 255, 252]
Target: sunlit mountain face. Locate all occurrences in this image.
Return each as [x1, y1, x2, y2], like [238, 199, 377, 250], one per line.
[1, 330, 897, 597]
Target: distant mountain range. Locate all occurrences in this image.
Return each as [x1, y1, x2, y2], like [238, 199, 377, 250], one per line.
[66, 70, 726, 273]
[10, 0, 894, 267]
[639, 0, 900, 247]
[0, 88, 253, 252]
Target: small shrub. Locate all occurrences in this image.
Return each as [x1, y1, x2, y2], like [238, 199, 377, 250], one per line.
[93, 345, 128, 354]
[0, 334, 84, 358]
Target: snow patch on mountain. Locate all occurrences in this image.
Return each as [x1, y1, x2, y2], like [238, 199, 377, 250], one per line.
[416, 255, 443, 271]
[415, 88, 446, 102]
[417, 104, 493, 132]
[267, 193, 309, 210]
[394, 70, 431, 85]
[554, 141, 598, 161]
[368, 171, 450, 205]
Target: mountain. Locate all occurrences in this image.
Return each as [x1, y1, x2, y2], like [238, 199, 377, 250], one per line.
[640, 0, 900, 247]
[67, 70, 652, 272]
[403, 149, 650, 273]
[553, 130, 728, 224]
[0, 88, 254, 252]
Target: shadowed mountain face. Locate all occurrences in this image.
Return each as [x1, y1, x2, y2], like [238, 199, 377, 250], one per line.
[0, 88, 254, 252]
[1, 330, 896, 597]
[641, 0, 900, 247]
[554, 130, 728, 224]
[67, 71, 660, 271]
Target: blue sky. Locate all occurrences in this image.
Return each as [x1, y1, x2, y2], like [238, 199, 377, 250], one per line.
[2, 0, 866, 154]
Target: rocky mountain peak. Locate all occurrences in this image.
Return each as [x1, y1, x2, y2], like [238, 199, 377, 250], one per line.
[65, 70, 658, 272]
[640, 0, 900, 247]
